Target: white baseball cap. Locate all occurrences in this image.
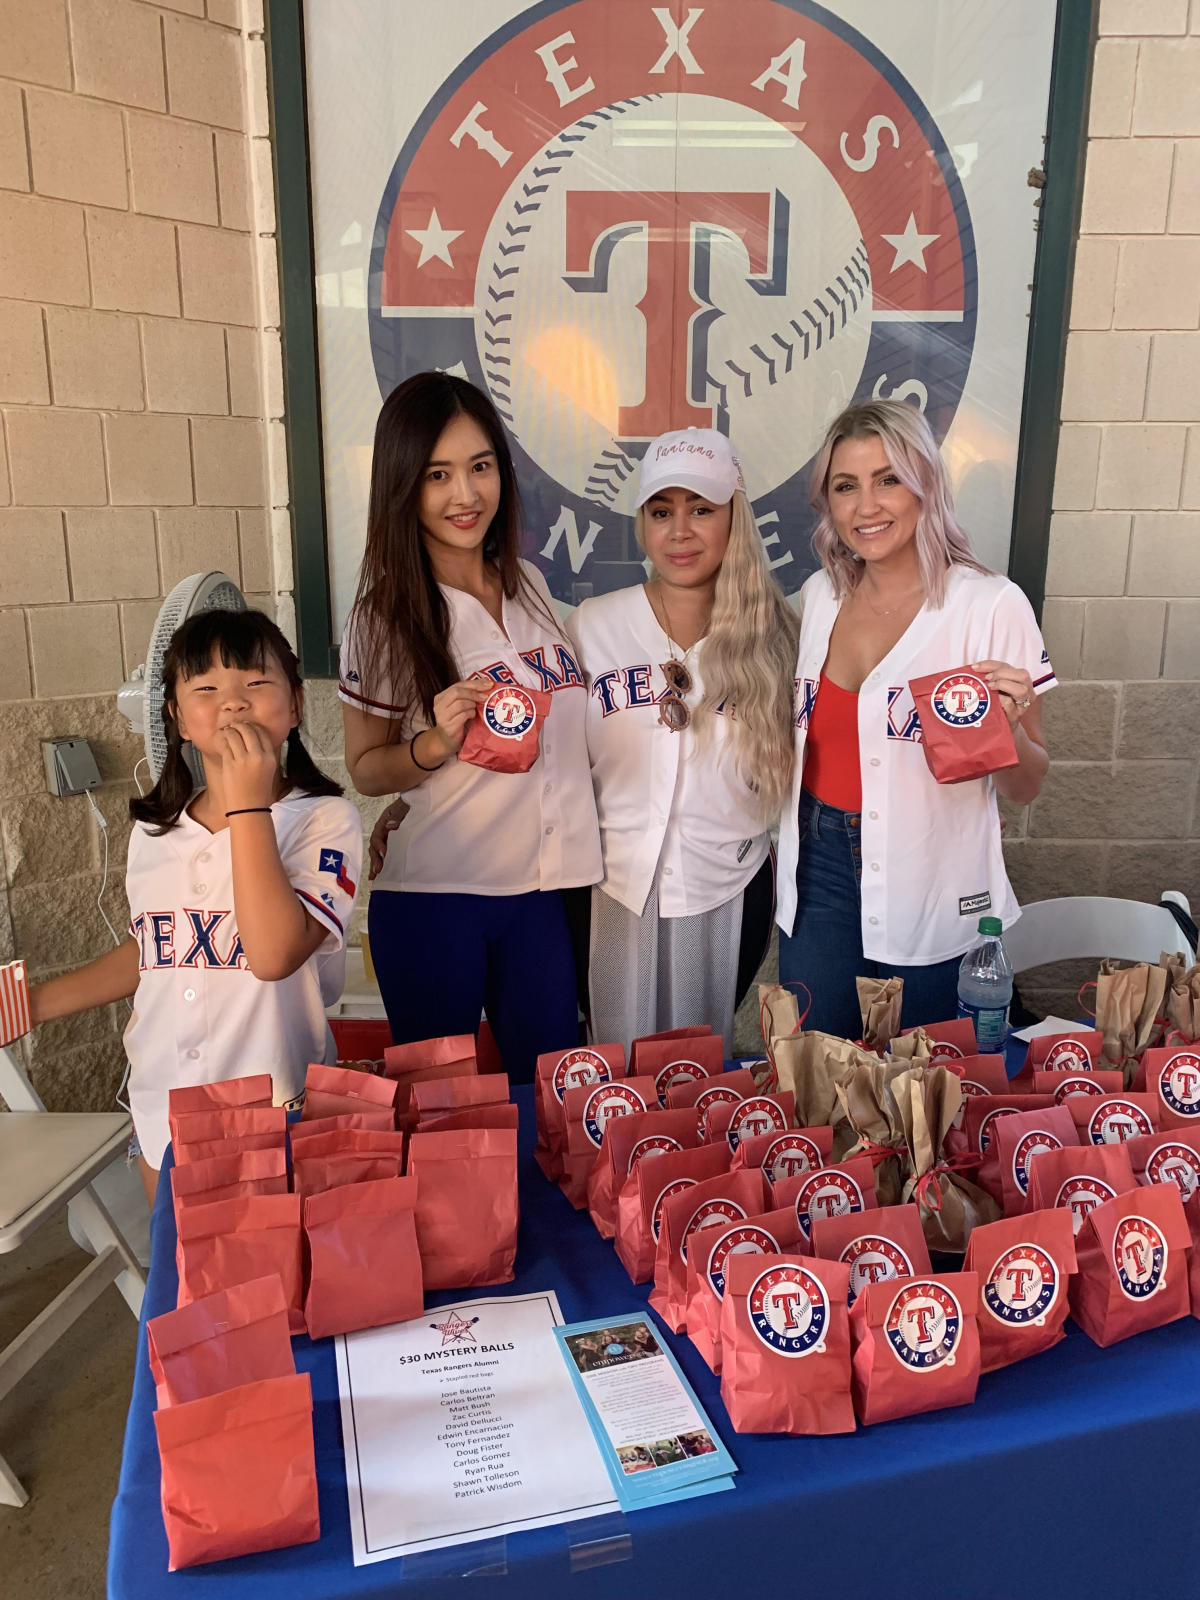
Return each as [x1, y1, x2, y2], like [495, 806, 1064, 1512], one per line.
[635, 428, 745, 508]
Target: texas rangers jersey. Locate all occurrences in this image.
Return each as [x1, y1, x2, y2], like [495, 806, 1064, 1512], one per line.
[567, 584, 771, 918]
[777, 566, 1055, 964]
[339, 560, 600, 896]
[123, 791, 362, 1167]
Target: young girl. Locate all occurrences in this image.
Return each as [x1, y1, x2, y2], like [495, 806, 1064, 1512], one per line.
[340, 371, 600, 1082]
[28, 609, 363, 1205]
[567, 428, 798, 1053]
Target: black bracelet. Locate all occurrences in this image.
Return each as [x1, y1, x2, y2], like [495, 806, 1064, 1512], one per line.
[410, 729, 446, 773]
[225, 807, 273, 817]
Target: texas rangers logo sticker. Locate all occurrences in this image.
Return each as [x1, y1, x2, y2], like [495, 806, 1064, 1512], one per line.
[582, 1082, 646, 1147]
[654, 1058, 709, 1107]
[1044, 1038, 1095, 1072]
[651, 1176, 696, 1242]
[552, 1048, 611, 1103]
[794, 1167, 864, 1240]
[1113, 1214, 1168, 1300]
[978, 1106, 1018, 1154]
[747, 1264, 828, 1357]
[930, 673, 990, 728]
[706, 1222, 779, 1299]
[1146, 1141, 1200, 1201]
[763, 1131, 823, 1183]
[885, 1280, 963, 1370]
[928, 1040, 965, 1064]
[1052, 1074, 1105, 1105]
[626, 1132, 682, 1176]
[1156, 1051, 1200, 1118]
[1012, 1131, 1062, 1196]
[482, 685, 537, 739]
[1055, 1175, 1118, 1234]
[370, 0, 975, 604]
[694, 1084, 742, 1137]
[681, 1197, 747, 1263]
[839, 1234, 913, 1304]
[726, 1096, 788, 1151]
[1087, 1099, 1154, 1146]
[983, 1244, 1059, 1326]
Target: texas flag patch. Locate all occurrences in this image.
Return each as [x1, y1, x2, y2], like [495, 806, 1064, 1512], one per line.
[319, 848, 356, 897]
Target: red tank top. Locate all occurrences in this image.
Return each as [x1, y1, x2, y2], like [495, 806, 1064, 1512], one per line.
[804, 672, 862, 812]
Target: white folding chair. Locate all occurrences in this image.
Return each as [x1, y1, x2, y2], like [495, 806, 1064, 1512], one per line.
[1004, 893, 1196, 974]
[0, 1045, 146, 1508]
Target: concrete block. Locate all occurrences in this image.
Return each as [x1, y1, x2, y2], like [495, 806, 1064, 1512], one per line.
[0, 609, 31, 700]
[251, 136, 275, 235]
[1080, 597, 1167, 678]
[70, 0, 166, 111]
[246, 36, 269, 138]
[1044, 513, 1131, 597]
[45, 306, 143, 410]
[262, 326, 283, 419]
[1003, 840, 1109, 905]
[1127, 512, 1200, 594]
[0, 191, 89, 306]
[0, 0, 71, 88]
[178, 224, 255, 326]
[214, 130, 250, 231]
[127, 111, 219, 226]
[6, 408, 107, 505]
[1118, 680, 1200, 759]
[192, 416, 266, 506]
[1146, 331, 1200, 420]
[10, 869, 129, 975]
[301, 677, 343, 759]
[119, 596, 161, 676]
[1081, 139, 1174, 234]
[0, 299, 50, 405]
[0, 508, 68, 605]
[28, 602, 123, 697]
[1040, 599, 1085, 682]
[26, 87, 126, 208]
[267, 416, 287, 507]
[1132, 39, 1200, 134]
[0, 693, 144, 799]
[1069, 238, 1118, 331]
[225, 325, 260, 416]
[105, 413, 193, 506]
[0, 80, 30, 193]
[1096, 425, 1186, 510]
[157, 505, 238, 588]
[1108, 841, 1200, 910]
[1100, 0, 1188, 31]
[1183, 427, 1200, 509]
[1090, 38, 1138, 136]
[207, 0, 242, 24]
[1164, 599, 1200, 676]
[1040, 681, 1120, 762]
[142, 317, 228, 414]
[87, 209, 180, 317]
[66, 507, 160, 601]
[0, 790, 94, 884]
[257, 234, 279, 326]
[1053, 425, 1100, 510]
[1169, 138, 1200, 231]
[164, 13, 245, 130]
[1029, 760, 1194, 839]
[1114, 237, 1200, 329]
[1061, 331, 1150, 422]
[237, 505, 269, 590]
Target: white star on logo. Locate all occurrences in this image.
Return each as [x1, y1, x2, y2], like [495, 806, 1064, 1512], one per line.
[881, 213, 940, 273]
[405, 208, 464, 270]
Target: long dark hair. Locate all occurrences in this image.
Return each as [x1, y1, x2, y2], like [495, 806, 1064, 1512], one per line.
[129, 609, 342, 834]
[352, 371, 556, 725]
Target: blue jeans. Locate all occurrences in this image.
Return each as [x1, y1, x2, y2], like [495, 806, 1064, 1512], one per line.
[777, 792, 961, 1039]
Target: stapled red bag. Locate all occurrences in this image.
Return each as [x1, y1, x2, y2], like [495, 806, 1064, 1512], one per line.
[1133, 1045, 1200, 1131]
[459, 683, 552, 773]
[1067, 1092, 1158, 1146]
[533, 1043, 625, 1182]
[773, 1156, 879, 1244]
[413, 1074, 509, 1123]
[634, 1034, 725, 1106]
[290, 1128, 407, 1200]
[964, 1209, 1077, 1372]
[730, 1125, 834, 1184]
[1025, 1142, 1137, 1235]
[1032, 1069, 1124, 1103]
[172, 1106, 287, 1165]
[170, 1147, 288, 1216]
[176, 1193, 304, 1331]
[167, 1076, 273, 1154]
[851, 1271, 981, 1424]
[810, 1203, 931, 1305]
[301, 1062, 399, 1123]
[154, 1372, 319, 1570]
[908, 666, 1018, 784]
[303, 1176, 422, 1339]
[614, 1140, 728, 1285]
[685, 1204, 806, 1372]
[1070, 1184, 1193, 1346]
[989, 1103, 1080, 1216]
[1126, 1128, 1200, 1201]
[148, 1275, 294, 1408]
[720, 1253, 856, 1435]
[630, 1024, 712, 1076]
[420, 1104, 520, 1135]
[705, 1093, 795, 1153]
[1028, 1028, 1106, 1074]
[409, 1127, 518, 1290]
[588, 1108, 698, 1240]
[288, 1111, 397, 1144]
[560, 1075, 657, 1209]
[651, 1168, 769, 1332]
[382, 1034, 477, 1086]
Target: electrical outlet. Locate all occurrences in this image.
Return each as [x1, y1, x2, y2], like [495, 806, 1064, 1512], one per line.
[42, 737, 102, 797]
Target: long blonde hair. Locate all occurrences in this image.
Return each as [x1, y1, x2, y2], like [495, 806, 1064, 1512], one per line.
[635, 489, 798, 821]
[809, 400, 989, 605]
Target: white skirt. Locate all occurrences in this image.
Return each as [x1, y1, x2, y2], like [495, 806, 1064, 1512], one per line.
[588, 885, 744, 1056]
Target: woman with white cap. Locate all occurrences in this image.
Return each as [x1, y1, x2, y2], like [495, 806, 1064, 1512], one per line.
[566, 428, 798, 1054]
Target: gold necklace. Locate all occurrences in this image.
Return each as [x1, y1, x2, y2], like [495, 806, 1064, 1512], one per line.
[649, 582, 699, 732]
[854, 578, 925, 618]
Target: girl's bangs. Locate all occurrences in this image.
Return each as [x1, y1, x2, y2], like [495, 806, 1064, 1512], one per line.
[171, 612, 288, 683]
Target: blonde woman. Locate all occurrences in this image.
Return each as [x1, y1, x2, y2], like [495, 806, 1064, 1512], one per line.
[777, 399, 1054, 1039]
[566, 429, 798, 1053]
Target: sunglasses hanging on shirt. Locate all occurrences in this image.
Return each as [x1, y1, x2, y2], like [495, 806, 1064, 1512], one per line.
[658, 659, 693, 732]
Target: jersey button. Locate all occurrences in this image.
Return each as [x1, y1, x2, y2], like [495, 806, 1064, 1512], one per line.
[544, 825, 554, 836]
[193, 884, 206, 895]
[869, 811, 879, 820]
[871, 862, 880, 872]
[544, 782, 553, 794]
[183, 987, 197, 1002]
[197, 852, 210, 864]
[870, 758, 881, 768]
[187, 1048, 200, 1060]
[663, 866, 674, 876]
[868, 916, 879, 926]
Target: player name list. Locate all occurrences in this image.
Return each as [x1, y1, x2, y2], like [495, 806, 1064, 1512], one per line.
[432, 1360, 522, 1499]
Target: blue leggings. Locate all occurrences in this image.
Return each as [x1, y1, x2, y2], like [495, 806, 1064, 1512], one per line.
[777, 792, 961, 1039]
[367, 888, 579, 1084]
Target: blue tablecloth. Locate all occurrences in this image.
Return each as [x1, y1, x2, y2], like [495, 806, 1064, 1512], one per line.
[109, 1066, 1200, 1600]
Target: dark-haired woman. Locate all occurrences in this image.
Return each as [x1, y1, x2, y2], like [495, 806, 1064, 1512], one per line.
[340, 372, 600, 1081]
[27, 608, 362, 1205]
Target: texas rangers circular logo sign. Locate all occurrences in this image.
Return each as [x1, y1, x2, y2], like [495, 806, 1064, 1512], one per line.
[930, 673, 990, 728]
[1146, 1141, 1200, 1201]
[1052, 1074, 1105, 1105]
[1157, 1051, 1200, 1118]
[1045, 1038, 1094, 1072]
[654, 1058, 709, 1106]
[706, 1222, 779, 1299]
[794, 1167, 864, 1240]
[694, 1084, 741, 1137]
[885, 1280, 963, 1370]
[839, 1234, 912, 1304]
[1087, 1099, 1154, 1146]
[1113, 1214, 1168, 1300]
[681, 1197, 747, 1263]
[982, 1244, 1058, 1326]
[726, 1096, 788, 1150]
[626, 1132, 682, 1175]
[978, 1106, 1017, 1154]
[763, 1131, 823, 1183]
[482, 685, 537, 739]
[952, 1078, 989, 1130]
[651, 1176, 696, 1242]
[747, 1264, 829, 1357]
[928, 1040, 965, 1064]
[552, 1047, 611, 1102]
[582, 1082, 646, 1146]
[370, 0, 975, 604]
[1055, 1175, 1118, 1235]
[1012, 1130, 1062, 1196]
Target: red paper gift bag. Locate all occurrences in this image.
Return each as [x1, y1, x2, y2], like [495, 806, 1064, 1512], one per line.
[946, 1054, 1010, 1129]
[409, 1127, 518, 1290]
[633, 1034, 725, 1106]
[667, 1069, 756, 1139]
[1032, 1070, 1124, 1103]
[1184, 1193, 1200, 1319]
[969, 1095, 1054, 1196]
[148, 1274, 293, 1409]
[651, 1168, 769, 1332]
[810, 1204, 932, 1305]
[420, 1104, 520, 1135]
[170, 1147, 288, 1215]
[154, 1372, 319, 1570]
[630, 1024, 712, 1076]
[990, 1104, 1080, 1216]
[1126, 1128, 1200, 1201]
[173, 1107, 286, 1165]
[1069, 1183, 1193, 1346]
[533, 1044, 625, 1182]
[382, 1034, 477, 1086]
[1067, 1092, 1158, 1146]
[459, 683, 551, 772]
[773, 1156, 879, 1244]
[560, 1076, 657, 1209]
[177, 1193, 303, 1331]
[908, 667, 1018, 784]
[328, 1017, 391, 1067]
[720, 1253, 856, 1435]
[288, 1111, 397, 1147]
[290, 1127, 407, 1199]
[901, 1018, 978, 1064]
[705, 1093, 796, 1153]
[168, 1076, 273, 1153]
[685, 1204, 806, 1372]
[589, 1108, 698, 1240]
[615, 1143, 731, 1286]
[1025, 1142, 1136, 1235]
[413, 1074, 510, 1120]
[1134, 1045, 1200, 1131]
[301, 1062, 399, 1122]
[1028, 1029, 1106, 1073]
[964, 1209, 1076, 1372]
[730, 1125, 834, 1184]
[851, 1272, 981, 1425]
[303, 1176, 422, 1339]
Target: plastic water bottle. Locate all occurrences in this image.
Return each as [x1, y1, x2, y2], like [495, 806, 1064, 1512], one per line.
[957, 916, 1013, 1053]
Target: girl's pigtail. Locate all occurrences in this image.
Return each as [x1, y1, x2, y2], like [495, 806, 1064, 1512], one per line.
[129, 709, 197, 833]
[285, 726, 343, 799]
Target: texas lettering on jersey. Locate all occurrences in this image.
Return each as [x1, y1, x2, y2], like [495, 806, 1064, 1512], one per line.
[590, 664, 731, 718]
[131, 910, 246, 971]
[478, 644, 584, 693]
[793, 676, 921, 740]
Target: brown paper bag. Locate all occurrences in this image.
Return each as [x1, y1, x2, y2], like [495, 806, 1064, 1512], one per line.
[834, 1057, 924, 1206]
[898, 1063, 999, 1250]
[856, 976, 903, 1054]
[772, 1033, 875, 1155]
[1162, 953, 1200, 1044]
[1093, 960, 1169, 1082]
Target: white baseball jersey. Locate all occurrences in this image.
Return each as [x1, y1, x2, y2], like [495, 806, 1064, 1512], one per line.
[124, 791, 362, 1167]
[339, 560, 600, 896]
[777, 566, 1056, 964]
[567, 585, 771, 918]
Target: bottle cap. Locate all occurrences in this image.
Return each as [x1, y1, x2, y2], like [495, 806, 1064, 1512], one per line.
[978, 916, 1003, 936]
